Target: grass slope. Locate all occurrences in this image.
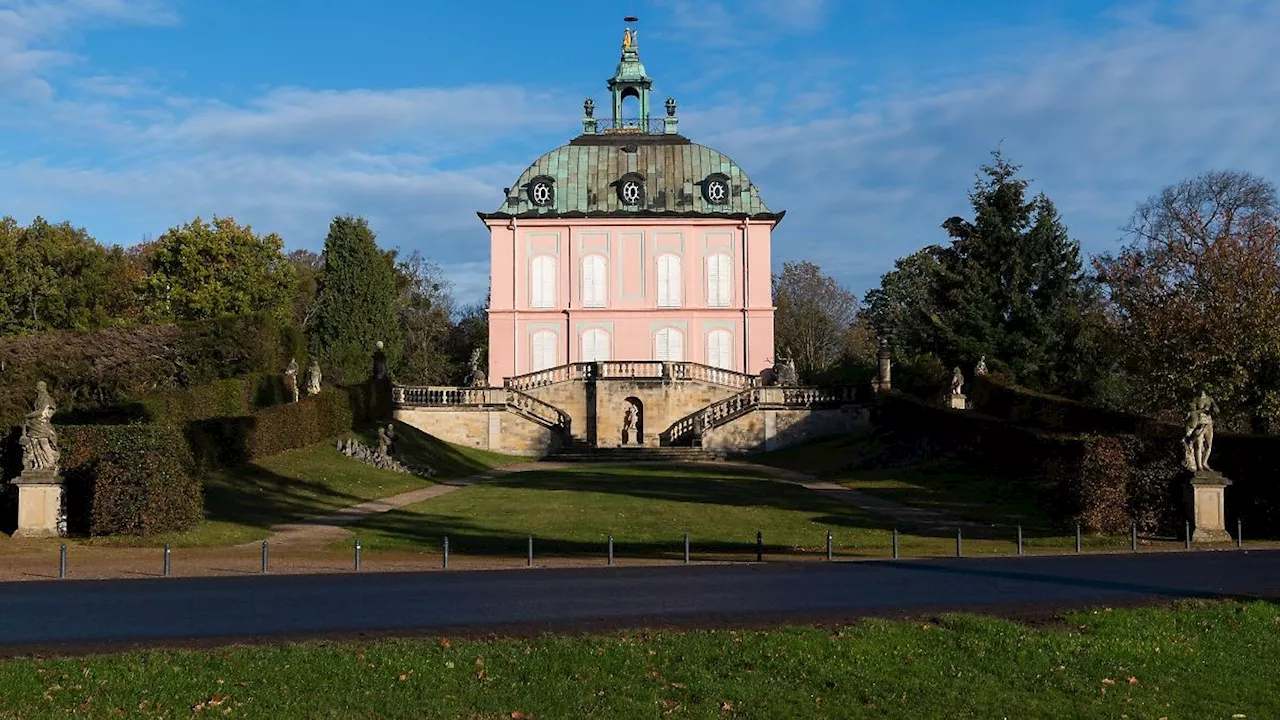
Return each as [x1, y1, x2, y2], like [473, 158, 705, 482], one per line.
[0, 600, 1276, 718]
[345, 463, 1029, 559]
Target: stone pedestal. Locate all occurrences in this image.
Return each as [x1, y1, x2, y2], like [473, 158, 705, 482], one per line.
[1186, 470, 1232, 544]
[11, 470, 65, 538]
[949, 393, 967, 410]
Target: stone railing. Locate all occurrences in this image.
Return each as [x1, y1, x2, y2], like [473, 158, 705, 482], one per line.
[661, 385, 864, 446]
[505, 388, 570, 430]
[392, 386, 504, 407]
[504, 361, 759, 391]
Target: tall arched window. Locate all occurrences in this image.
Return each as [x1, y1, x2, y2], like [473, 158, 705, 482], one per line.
[706, 253, 731, 307]
[581, 328, 611, 362]
[706, 329, 732, 370]
[530, 255, 556, 309]
[581, 255, 607, 308]
[657, 254, 681, 307]
[654, 327, 684, 362]
[531, 330, 557, 371]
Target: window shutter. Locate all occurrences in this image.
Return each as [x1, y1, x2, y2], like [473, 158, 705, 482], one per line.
[531, 256, 556, 309]
[581, 328, 610, 362]
[707, 330, 731, 369]
[657, 255, 681, 307]
[707, 254, 731, 307]
[655, 328, 684, 362]
[531, 331, 557, 370]
[582, 256, 606, 307]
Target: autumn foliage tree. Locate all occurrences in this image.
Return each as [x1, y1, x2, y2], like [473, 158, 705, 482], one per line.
[772, 261, 859, 382]
[1096, 170, 1280, 432]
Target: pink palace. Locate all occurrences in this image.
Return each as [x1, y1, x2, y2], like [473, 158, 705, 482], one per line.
[480, 23, 783, 386]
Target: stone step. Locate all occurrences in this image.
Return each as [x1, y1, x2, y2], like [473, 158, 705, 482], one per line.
[551, 445, 725, 463]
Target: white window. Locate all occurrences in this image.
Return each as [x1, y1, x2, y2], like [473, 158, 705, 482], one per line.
[706, 254, 732, 307]
[530, 255, 556, 309]
[582, 255, 607, 308]
[657, 254, 682, 308]
[581, 328, 611, 362]
[706, 329, 732, 370]
[655, 327, 684, 362]
[531, 330, 557, 371]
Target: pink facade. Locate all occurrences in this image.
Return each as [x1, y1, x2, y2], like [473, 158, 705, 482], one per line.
[486, 217, 777, 383]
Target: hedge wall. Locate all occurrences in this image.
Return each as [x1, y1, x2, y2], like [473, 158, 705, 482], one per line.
[0, 313, 305, 425]
[59, 424, 200, 537]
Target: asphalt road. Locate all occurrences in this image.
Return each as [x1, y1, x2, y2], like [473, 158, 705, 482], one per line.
[2, 550, 1278, 651]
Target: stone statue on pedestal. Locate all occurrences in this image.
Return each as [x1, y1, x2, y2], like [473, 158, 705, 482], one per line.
[306, 360, 322, 396]
[19, 381, 59, 474]
[376, 423, 396, 457]
[974, 356, 988, 377]
[284, 358, 300, 403]
[771, 347, 798, 387]
[468, 348, 488, 388]
[948, 367, 967, 410]
[1182, 390, 1220, 472]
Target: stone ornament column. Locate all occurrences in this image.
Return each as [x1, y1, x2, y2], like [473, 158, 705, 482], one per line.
[873, 338, 892, 393]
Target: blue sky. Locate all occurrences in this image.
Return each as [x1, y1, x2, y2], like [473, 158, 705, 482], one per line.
[1, 0, 1277, 305]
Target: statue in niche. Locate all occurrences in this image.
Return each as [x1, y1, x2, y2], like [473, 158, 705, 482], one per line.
[951, 367, 965, 396]
[974, 356, 988, 377]
[306, 360, 322, 396]
[1182, 390, 1220, 472]
[622, 405, 637, 445]
[468, 348, 488, 388]
[19, 381, 59, 474]
[284, 358, 300, 403]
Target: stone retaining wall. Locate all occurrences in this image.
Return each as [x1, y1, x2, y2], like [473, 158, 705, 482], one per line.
[702, 405, 874, 454]
[393, 406, 561, 457]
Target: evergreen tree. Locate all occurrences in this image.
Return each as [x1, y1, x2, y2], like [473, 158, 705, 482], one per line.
[310, 216, 402, 384]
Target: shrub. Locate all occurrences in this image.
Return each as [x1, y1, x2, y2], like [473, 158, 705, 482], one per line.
[59, 424, 200, 536]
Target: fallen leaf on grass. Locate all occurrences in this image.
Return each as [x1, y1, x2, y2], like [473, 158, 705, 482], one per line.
[1102, 678, 1116, 685]
[720, 701, 734, 712]
[1129, 676, 1138, 685]
[510, 712, 531, 719]
[670, 682, 686, 689]
[439, 638, 452, 649]
[476, 670, 487, 680]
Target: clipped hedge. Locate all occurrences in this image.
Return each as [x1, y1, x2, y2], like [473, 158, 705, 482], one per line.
[967, 374, 1166, 435]
[0, 313, 305, 424]
[59, 424, 200, 537]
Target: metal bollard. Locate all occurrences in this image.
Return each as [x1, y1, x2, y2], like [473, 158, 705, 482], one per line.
[755, 530, 763, 562]
[59, 544, 67, 579]
[683, 533, 690, 564]
[443, 536, 450, 569]
[826, 530, 833, 562]
[354, 538, 362, 571]
[1185, 521, 1191, 550]
[892, 528, 899, 559]
[956, 527, 963, 558]
[163, 544, 171, 577]
[261, 540, 269, 574]
[1131, 521, 1138, 552]
[527, 535, 534, 567]
[608, 535, 614, 566]
[1075, 522, 1082, 553]
[1237, 518, 1243, 549]
[1016, 525, 1023, 556]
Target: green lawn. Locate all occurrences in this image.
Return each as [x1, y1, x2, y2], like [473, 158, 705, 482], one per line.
[1, 600, 1276, 718]
[344, 463, 1053, 559]
[90, 424, 524, 548]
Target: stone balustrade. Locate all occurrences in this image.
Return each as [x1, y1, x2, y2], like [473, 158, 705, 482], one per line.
[503, 361, 759, 391]
[662, 385, 863, 445]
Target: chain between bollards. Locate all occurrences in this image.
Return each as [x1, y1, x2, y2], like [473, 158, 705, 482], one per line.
[755, 530, 763, 562]
[163, 543, 171, 577]
[1075, 522, 1081, 553]
[527, 534, 534, 567]
[683, 533, 690, 564]
[826, 530, 833, 562]
[607, 535, 614, 566]
[1131, 521, 1138, 552]
[955, 527, 963, 558]
[892, 528, 899, 559]
[261, 540, 269, 574]
[59, 544, 67, 580]
[354, 538, 362, 571]
[443, 536, 450, 569]
[1016, 525, 1023, 556]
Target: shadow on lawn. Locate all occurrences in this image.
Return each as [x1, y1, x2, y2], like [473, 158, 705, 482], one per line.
[202, 460, 371, 531]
